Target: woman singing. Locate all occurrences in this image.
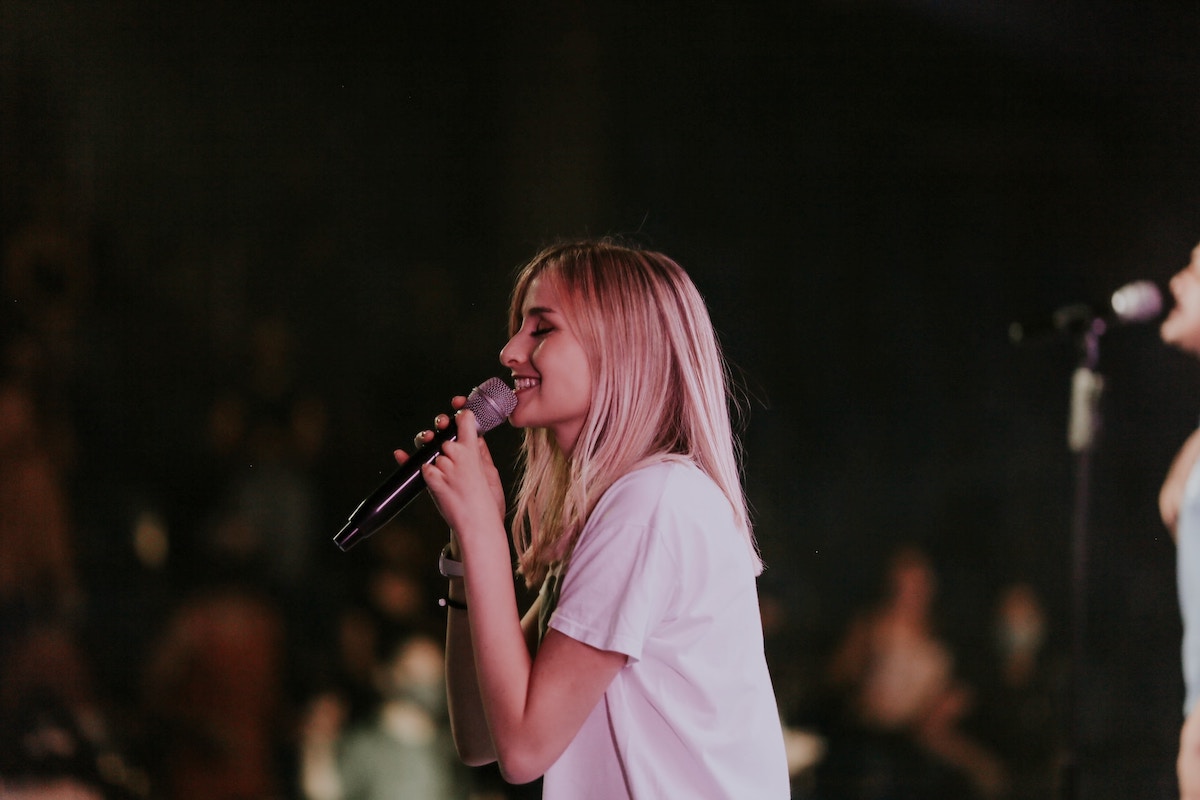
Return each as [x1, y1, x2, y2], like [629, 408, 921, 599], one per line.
[400, 239, 790, 798]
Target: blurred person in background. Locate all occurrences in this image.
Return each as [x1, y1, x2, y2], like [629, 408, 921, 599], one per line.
[140, 540, 288, 800]
[970, 582, 1061, 800]
[0, 377, 79, 625]
[0, 218, 146, 797]
[203, 314, 328, 599]
[821, 545, 1005, 799]
[299, 624, 471, 800]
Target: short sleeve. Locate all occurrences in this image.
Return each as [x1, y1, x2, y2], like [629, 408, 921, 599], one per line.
[546, 473, 680, 663]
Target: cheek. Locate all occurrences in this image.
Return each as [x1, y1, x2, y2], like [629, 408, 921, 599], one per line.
[566, 355, 593, 408]
[1178, 297, 1200, 327]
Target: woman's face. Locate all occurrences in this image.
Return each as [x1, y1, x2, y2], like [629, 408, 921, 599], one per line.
[1162, 243, 1200, 356]
[500, 274, 593, 456]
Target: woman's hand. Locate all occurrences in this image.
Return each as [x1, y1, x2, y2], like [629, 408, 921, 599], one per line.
[396, 396, 506, 539]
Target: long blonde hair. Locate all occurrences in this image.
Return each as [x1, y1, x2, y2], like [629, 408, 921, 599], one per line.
[507, 240, 760, 586]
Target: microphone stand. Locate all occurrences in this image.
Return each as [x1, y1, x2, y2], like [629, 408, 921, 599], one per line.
[1061, 317, 1106, 800]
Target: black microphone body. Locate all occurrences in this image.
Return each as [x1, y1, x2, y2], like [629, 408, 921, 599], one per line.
[333, 378, 516, 551]
[334, 423, 460, 551]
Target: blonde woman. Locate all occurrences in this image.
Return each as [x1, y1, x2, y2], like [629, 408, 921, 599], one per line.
[398, 240, 790, 797]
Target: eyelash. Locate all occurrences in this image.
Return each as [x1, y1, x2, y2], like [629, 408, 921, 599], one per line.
[531, 326, 554, 338]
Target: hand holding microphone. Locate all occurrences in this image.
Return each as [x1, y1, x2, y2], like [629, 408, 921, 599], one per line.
[333, 378, 516, 551]
[413, 397, 510, 539]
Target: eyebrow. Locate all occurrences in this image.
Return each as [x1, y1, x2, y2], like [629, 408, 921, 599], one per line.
[522, 305, 557, 317]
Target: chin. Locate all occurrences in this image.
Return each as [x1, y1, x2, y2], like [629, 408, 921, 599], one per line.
[507, 410, 536, 431]
[1165, 328, 1200, 358]
[1162, 315, 1188, 347]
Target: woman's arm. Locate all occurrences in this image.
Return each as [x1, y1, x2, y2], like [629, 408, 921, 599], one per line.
[444, 571, 544, 765]
[424, 411, 627, 785]
[443, 558, 491, 765]
[399, 405, 513, 765]
[1180, 710, 1200, 800]
[462, 536, 626, 784]
[1162, 427, 1200, 540]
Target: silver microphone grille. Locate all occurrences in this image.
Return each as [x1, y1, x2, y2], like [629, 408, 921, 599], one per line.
[1110, 280, 1162, 324]
[465, 378, 518, 434]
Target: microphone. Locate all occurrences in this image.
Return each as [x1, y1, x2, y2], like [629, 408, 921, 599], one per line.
[333, 377, 517, 551]
[1008, 279, 1163, 345]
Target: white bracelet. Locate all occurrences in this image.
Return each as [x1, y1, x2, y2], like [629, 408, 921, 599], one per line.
[439, 543, 464, 578]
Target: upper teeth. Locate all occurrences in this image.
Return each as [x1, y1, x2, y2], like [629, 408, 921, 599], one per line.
[514, 377, 539, 391]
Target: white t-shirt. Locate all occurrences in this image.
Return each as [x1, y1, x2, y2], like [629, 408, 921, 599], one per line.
[541, 459, 790, 799]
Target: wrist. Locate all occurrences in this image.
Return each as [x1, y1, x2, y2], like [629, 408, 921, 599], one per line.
[439, 596, 468, 611]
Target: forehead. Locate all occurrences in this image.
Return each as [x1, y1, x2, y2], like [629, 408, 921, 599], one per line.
[521, 273, 565, 314]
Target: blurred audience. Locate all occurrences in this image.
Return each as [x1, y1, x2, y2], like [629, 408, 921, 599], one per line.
[204, 314, 328, 599]
[0, 213, 1070, 799]
[818, 545, 1006, 799]
[1, 220, 149, 798]
[299, 624, 471, 800]
[140, 548, 289, 800]
[0, 378, 80, 621]
[970, 582, 1063, 800]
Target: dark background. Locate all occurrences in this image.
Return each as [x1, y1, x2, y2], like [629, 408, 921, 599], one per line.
[4, 1, 1200, 797]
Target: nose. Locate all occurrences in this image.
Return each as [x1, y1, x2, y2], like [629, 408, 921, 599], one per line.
[1171, 269, 1187, 295]
[500, 333, 524, 368]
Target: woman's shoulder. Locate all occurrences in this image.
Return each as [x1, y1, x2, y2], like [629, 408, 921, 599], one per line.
[608, 456, 711, 493]
[598, 458, 725, 519]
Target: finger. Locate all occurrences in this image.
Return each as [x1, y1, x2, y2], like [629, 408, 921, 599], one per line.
[455, 408, 479, 444]
[396, 429, 434, 463]
[477, 436, 496, 469]
[432, 397, 467, 432]
[420, 460, 442, 488]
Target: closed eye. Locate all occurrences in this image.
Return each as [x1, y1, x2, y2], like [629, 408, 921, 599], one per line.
[531, 325, 554, 337]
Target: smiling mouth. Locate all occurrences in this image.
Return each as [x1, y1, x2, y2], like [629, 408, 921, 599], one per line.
[513, 377, 540, 392]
